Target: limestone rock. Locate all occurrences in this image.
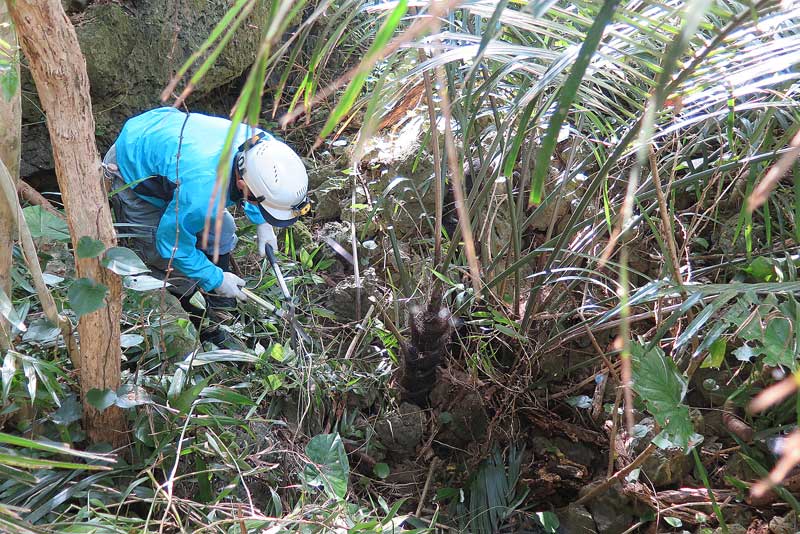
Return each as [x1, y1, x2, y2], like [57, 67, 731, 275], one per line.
[557, 504, 597, 534]
[769, 512, 799, 534]
[580, 481, 634, 534]
[641, 447, 692, 488]
[374, 402, 425, 458]
[326, 267, 379, 322]
[21, 0, 271, 176]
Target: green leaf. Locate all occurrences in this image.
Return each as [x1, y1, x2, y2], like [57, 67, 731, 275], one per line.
[733, 344, 758, 362]
[763, 317, 794, 367]
[373, 462, 390, 479]
[566, 395, 592, 409]
[172, 378, 210, 414]
[0, 287, 26, 332]
[22, 206, 70, 242]
[265, 374, 283, 391]
[701, 339, 727, 369]
[317, 0, 408, 141]
[102, 247, 149, 276]
[743, 256, 781, 282]
[268, 343, 285, 362]
[68, 278, 109, 318]
[0, 453, 109, 471]
[664, 516, 683, 528]
[51, 395, 82, 426]
[0, 67, 19, 102]
[631, 342, 697, 451]
[76, 236, 106, 259]
[304, 432, 350, 500]
[0, 432, 114, 462]
[115, 384, 152, 409]
[86, 389, 117, 411]
[528, 0, 621, 204]
[535, 511, 560, 533]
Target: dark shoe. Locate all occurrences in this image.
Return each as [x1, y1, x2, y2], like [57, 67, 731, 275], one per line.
[199, 326, 247, 351]
[204, 293, 238, 310]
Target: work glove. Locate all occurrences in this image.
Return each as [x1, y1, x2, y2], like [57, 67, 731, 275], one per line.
[214, 272, 247, 301]
[256, 223, 278, 258]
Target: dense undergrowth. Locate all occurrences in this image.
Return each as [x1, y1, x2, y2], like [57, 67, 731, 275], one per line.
[4, 0, 800, 532]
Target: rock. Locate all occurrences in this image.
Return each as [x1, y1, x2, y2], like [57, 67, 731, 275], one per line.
[326, 267, 379, 321]
[312, 176, 349, 221]
[21, 0, 271, 176]
[375, 402, 425, 458]
[433, 391, 489, 449]
[724, 452, 759, 482]
[557, 504, 597, 534]
[641, 447, 692, 487]
[580, 481, 635, 534]
[769, 512, 799, 534]
[552, 437, 599, 469]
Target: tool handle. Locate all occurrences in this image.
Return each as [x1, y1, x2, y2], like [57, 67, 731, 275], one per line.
[264, 243, 279, 266]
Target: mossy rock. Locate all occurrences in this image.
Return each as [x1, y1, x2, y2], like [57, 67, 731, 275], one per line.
[21, 0, 271, 175]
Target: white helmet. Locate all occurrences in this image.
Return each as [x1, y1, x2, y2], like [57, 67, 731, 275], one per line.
[238, 135, 310, 227]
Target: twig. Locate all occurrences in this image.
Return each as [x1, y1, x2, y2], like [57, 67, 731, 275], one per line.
[416, 457, 440, 517]
[17, 180, 63, 217]
[576, 443, 658, 506]
[344, 304, 375, 359]
[436, 58, 481, 297]
[749, 125, 800, 212]
[0, 157, 79, 366]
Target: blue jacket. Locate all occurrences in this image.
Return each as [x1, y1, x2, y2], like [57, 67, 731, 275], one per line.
[115, 107, 267, 291]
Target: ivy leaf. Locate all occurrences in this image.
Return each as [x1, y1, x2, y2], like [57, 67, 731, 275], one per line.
[68, 278, 109, 318]
[51, 395, 82, 426]
[86, 388, 117, 411]
[631, 342, 697, 451]
[76, 236, 106, 259]
[304, 433, 350, 500]
[102, 247, 149, 275]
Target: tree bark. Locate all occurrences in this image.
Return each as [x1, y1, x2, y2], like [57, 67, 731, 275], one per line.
[6, 0, 127, 447]
[0, 1, 20, 350]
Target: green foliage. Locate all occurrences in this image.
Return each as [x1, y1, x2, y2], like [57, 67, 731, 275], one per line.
[304, 432, 350, 500]
[101, 247, 149, 276]
[22, 206, 70, 242]
[67, 278, 109, 318]
[75, 236, 106, 259]
[631, 342, 700, 451]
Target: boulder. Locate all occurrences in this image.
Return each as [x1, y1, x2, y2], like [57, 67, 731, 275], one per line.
[21, 0, 271, 176]
[374, 402, 425, 458]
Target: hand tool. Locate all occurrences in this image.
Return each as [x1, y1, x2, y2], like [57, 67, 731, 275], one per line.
[262, 244, 311, 346]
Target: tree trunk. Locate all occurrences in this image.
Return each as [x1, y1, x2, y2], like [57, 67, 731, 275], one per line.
[0, 1, 20, 350]
[6, 0, 127, 447]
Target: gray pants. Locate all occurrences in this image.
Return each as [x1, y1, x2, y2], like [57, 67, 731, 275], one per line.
[103, 144, 238, 298]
